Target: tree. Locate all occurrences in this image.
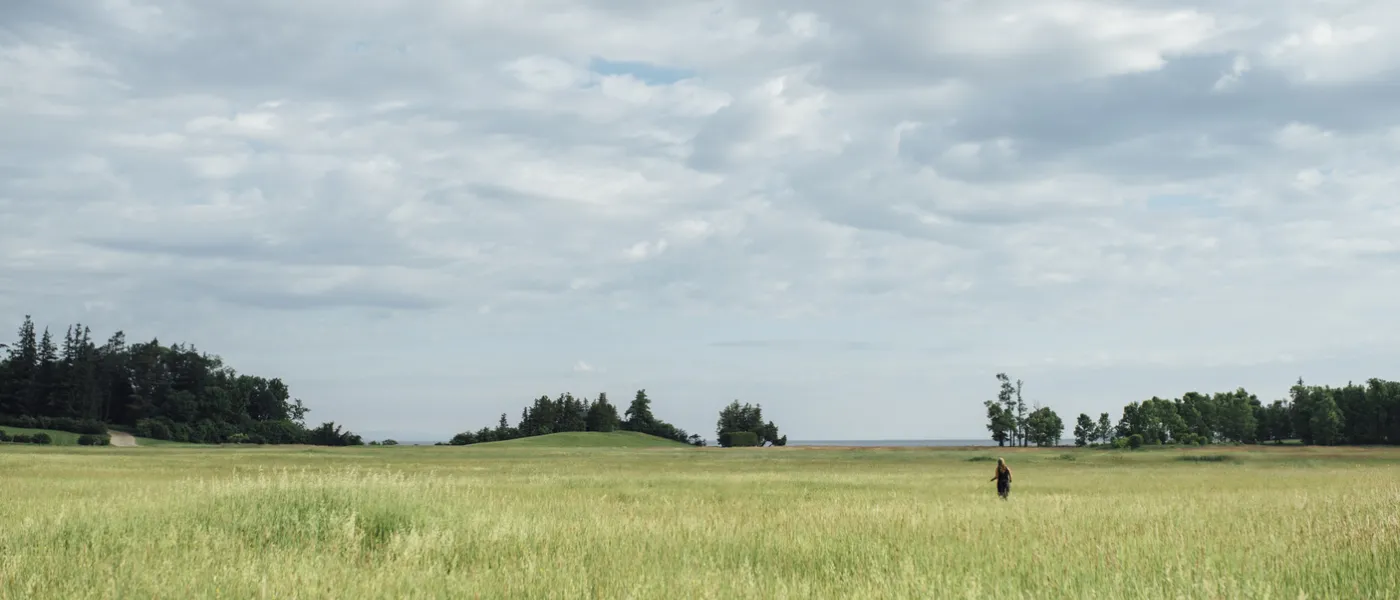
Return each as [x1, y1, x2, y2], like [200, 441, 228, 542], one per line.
[1073, 413, 1095, 447]
[0, 315, 353, 446]
[716, 400, 785, 447]
[1096, 412, 1113, 444]
[1025, 406, 1064, 447]
[994, 373, 1021, 446]
[1215, 388, 1259, 443]
[1, 316, 39, 415]
[984, 400, 1015, 446]
[449, 388, 702, 446]
[623, 389, 656, 433]
[1309, 392, 1344, 445]
[1014, 378, 1028, 447]
[585, 392, 621, 432]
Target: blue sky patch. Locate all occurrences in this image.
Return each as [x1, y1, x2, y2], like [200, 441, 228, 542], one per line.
[588, 57, 695, 85]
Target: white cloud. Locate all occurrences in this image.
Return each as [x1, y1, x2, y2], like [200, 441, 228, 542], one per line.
[3, 0, 1400, 441]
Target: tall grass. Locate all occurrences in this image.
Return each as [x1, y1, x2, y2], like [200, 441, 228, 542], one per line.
[0, 445, 1396, 599]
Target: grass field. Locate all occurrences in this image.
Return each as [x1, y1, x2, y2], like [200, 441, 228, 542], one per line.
[0, 440, 1396, 599]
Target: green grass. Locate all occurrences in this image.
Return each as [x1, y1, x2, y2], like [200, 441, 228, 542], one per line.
[0, 426, 84, 445]
[475, 430, 694, 448]
[0, 426, 179, 447]
[0, 444, 1396, 599]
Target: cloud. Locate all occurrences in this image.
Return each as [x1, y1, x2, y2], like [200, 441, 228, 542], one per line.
[3, 0, 1400, 441]
[573, 361, 596, 373]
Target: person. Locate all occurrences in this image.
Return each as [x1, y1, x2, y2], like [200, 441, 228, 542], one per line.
[990, 457, 1012, 500]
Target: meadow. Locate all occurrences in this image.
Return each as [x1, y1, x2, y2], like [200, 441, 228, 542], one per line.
[0, 436, 1396, 599]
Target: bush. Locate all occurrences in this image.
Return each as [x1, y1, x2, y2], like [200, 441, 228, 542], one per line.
[0, 415, 107, 434]
[1177, 454, 1236, 463]
[0, 430, 9, 442]
[449, 432, 477, 446]
[1111, 437, 1128, 449]
[1128, 434, 1144, 449]
[29, 433, 52, 445]
[246, 420, 307, 444]
[381, 439, 399, 446]
[78, 434, 111, 446]
[11, 434, 32, 444]
[720, 431, 760, 447]
[227, 433, 249, 444]
[135, 418, 173, 441]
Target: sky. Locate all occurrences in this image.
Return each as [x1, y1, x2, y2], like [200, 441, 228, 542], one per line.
[2, 0, 1399, 443]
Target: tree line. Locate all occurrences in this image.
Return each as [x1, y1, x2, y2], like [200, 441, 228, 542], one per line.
[447, 394, 790, 448]
[985, 372, 1400, 448]
[0, 315, 361, 445]
[446, 389, 705, 446]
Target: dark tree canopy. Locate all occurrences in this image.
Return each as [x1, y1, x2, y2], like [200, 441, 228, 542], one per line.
[449, 389, 704, 447]
[0, 315, 359, 446]
[715, 400, 786, 447]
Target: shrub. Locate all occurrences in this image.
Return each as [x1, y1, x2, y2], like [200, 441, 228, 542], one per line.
[1111, 437, 1128, 449]
[965, 455, 997, 462]
[1177, 454, 1236, 463]
[227, 433, 249, 444]
[0, 430, 9, 442]
[78, 434, 111, 446]
[381, 439, 399, 446]
[29, 433, 52, 445]
[135, 418, 172, 441]
[246, 420, 307, 444]
[720, 431, 760, 447]
[1128, 434, 1144, 449]
[0, 415, 107, 434]
[449, 432, 477, 446]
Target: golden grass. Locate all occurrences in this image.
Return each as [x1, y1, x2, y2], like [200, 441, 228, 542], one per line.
[0, 444, 1396, 599]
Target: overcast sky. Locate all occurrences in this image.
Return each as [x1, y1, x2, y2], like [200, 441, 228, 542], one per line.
[3, 1, 1399, 442]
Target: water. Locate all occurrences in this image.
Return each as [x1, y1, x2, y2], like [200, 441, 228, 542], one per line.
[788, 439, 1071, 447]
[391, 438, 1070, 447]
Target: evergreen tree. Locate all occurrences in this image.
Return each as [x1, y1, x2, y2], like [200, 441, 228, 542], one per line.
[586, 393, 621, 432]
[623, 389, 656, 433]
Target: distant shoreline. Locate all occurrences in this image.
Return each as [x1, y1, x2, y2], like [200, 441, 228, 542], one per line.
[789, 439, 1063, 447]
[390, 438, 1072, 447]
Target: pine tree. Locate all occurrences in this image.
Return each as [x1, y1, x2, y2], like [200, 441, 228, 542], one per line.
[623, 389, 656, 433]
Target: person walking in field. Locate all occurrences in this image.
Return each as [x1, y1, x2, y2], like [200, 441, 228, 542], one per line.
[990, 458, 1012, 500]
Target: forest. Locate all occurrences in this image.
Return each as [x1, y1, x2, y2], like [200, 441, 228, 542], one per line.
[986, 371, 1400, 448]
[0, 316, 361, 445]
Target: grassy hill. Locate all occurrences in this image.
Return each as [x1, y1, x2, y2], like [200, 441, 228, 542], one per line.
[475, 431, 694, 448]
[0, 426, 84, 445]
[0, 426, 168, 447]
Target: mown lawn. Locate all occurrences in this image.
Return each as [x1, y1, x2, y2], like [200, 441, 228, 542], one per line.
[0, 442, 1395, 599]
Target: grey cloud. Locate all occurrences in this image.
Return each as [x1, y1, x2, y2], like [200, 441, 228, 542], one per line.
[179, 279, 444, 312]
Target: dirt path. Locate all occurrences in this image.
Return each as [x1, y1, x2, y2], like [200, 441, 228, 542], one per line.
[108, 431, 137, 447]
